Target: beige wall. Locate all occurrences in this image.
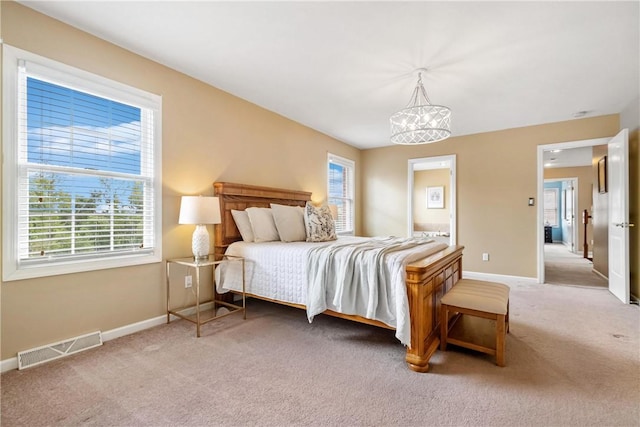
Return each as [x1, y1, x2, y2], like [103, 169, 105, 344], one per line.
[630, 128, 639, 299]
[413, 169, 450, 229]
[0, 3, 360, 360]
[361, 116, 621, 277]
[544, 166, 593, 256]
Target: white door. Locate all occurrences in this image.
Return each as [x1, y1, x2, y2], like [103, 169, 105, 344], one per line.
[565, 183, 574, 251]
[608, 129, 631, 303]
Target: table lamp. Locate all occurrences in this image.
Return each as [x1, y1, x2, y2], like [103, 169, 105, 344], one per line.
[178, 196, 221, 260]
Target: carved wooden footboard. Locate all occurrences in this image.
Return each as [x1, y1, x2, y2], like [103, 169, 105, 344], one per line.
[213, 182, 464, 373]
[405, 245, 463, 372]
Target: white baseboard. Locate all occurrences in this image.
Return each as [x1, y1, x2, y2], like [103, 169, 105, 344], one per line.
[1, 302, 215, 373]
[1, 357, 18, 372]
[101, 314, 168, 342]
[592, 268, 608, 281]
[463, 270, 539, 284]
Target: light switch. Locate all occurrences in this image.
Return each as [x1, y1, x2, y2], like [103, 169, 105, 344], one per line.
[528, 197, 535, 206]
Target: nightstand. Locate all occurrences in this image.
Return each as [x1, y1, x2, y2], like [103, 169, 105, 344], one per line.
[166, 254, 245, 337]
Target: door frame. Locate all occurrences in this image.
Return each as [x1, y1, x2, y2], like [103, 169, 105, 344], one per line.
[536, 137, 609, 283]
[407, 155, 457, 245]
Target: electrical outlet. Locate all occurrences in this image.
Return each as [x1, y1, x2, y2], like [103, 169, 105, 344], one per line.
[482, 253, 490, 261]
[184, 275, 193, 288]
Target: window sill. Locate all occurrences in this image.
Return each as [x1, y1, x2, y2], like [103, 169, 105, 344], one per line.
[3, 252, 162, 282]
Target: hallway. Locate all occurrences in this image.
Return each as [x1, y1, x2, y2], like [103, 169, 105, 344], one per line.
[544, 243, 607, 287]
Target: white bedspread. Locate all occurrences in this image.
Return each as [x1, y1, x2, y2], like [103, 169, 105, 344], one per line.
[216, 239, 343, 305]
[216, 236, 447, 346]
[306, 236, 446, 346]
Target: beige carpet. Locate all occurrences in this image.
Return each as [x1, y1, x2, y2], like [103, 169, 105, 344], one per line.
[1, 278, 638, 426]
[544, 243, 608, 287]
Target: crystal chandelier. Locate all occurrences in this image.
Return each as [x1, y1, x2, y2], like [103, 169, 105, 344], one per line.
[390, 70, 451, 144]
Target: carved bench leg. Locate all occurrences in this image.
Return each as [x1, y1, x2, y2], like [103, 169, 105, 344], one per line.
[496, 314, 506, 367]
[506, 300, 510, 333]
[440, 304, 448, 351]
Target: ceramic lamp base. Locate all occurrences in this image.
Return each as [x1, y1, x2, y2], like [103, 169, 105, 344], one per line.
[191, 224, 210, 259]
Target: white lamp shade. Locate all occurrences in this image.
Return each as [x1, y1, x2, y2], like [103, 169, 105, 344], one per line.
[178, 196, 221, 225]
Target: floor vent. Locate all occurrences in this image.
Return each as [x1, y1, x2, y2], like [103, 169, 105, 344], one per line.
[17, 331, 102, 370]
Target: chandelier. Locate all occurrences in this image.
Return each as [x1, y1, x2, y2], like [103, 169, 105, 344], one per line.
[390, 69, 451, 144]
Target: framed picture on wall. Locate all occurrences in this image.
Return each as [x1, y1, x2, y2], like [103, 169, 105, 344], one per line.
[426, 186, 444, 209]
[598, 156, 607, 194]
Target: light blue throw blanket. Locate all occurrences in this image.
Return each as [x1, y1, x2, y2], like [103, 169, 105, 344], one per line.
[305, 236, 446, 346]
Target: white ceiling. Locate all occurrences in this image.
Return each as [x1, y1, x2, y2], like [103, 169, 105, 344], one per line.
[18, 1, 640, 150]
[543, 146, 594, 169]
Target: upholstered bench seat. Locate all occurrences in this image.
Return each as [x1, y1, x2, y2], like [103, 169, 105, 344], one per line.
[441, 279, 510, 314]
[440, 279, 510, 366]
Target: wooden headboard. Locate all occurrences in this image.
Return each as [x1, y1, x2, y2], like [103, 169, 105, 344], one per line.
[213, 182, 311, 254]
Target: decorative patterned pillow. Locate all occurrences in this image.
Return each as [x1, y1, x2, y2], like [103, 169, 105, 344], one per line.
[270, 203, 306, 242]
[303, 202, 337, 242]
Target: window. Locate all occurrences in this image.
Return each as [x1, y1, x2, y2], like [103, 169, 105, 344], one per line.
[3, 46, 162, 281]
[543, 188, 559, 227]
[327, 153, 355, 235]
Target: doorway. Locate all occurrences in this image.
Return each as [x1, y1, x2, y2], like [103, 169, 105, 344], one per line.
[407, 155, 456, 245]
[537, 138, 609, 286]
[543, 175, 607, 287]
[543, 178, 578, 253]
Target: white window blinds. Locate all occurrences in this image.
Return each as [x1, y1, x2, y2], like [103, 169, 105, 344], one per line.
[3, 46, 162, 280]
[328, 153, 355, 234]
[543, 188, 559, 227]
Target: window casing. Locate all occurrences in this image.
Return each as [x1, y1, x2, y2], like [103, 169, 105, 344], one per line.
[327, 153, 355, 235]
[3, 46, 162, 281]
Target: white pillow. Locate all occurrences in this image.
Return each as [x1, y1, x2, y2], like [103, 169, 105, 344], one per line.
[303, 202, 337, 242]
[270, 203, 306, 242]
[231, 210, 254, 242]
[246, 207, 280, 242]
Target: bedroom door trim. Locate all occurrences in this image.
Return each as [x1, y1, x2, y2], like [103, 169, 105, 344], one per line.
[407, 155, 457, 245]
[536, 136, 610, 283]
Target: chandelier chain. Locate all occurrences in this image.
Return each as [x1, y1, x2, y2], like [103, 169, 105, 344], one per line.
[408, 72, 432, 108]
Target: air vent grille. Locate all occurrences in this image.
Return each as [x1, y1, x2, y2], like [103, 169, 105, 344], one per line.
[17, 331, 102, 370]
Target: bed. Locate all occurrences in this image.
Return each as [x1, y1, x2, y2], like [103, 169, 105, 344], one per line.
[213, 182, 464, 373]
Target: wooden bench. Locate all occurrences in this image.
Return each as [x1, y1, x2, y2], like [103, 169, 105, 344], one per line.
[440, 279, 510, 366]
